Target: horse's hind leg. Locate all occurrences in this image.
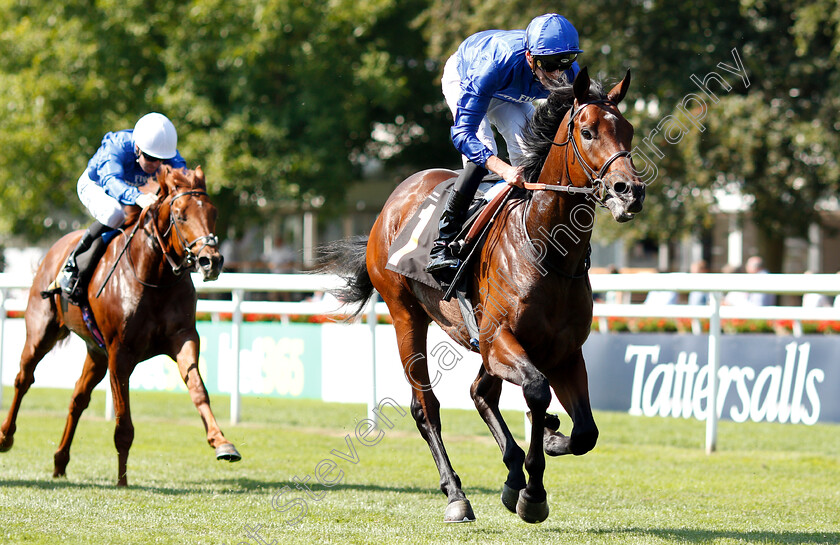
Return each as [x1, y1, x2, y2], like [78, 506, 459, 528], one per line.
[0, 295, 67, 452]
[394, 314, 474, 522]
[53, 350, 108, 477]
[172, 334, 240, 462]
[470, 367, 526, 513]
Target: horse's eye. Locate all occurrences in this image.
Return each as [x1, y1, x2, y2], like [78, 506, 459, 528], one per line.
[581, 129, 593, 140]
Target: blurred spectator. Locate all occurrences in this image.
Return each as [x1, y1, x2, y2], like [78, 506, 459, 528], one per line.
[802, 271, 831, 307]
[265, 236, 297, 273]
[834, 272, 840, 308]
[745, 255, 776, 306]
[687, 259, 709, 306]
[644, 270, 678, 305]
[594, 264, 626, 304]
[721, 263, 750, 306]
[219, 237, 238, 271]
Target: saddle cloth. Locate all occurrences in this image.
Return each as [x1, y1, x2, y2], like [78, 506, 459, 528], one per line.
[385, 174, 508, 290]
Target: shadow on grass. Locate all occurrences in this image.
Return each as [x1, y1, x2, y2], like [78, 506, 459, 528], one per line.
[0, 478, 229, 495]
[211, 477, 502, 497]
[0, 476, 501, 498]
[584, 527, 840, 544]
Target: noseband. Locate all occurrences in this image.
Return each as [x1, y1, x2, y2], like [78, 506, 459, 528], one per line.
[524, 99, 631, 208]
[148, 189, 219, 276]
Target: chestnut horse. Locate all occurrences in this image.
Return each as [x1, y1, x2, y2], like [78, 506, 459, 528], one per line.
[321, 68, 644, 523]
[0, 166, 240, 486]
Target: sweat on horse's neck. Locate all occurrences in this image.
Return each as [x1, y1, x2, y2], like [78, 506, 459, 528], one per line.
[523, 190, 594, 278]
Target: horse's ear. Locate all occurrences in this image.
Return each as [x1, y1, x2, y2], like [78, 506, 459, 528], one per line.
[573, 66, 590, 102]
[194, 165, 206, 187]
[607, 69, 632, 105]
[156, 165, 172, 197]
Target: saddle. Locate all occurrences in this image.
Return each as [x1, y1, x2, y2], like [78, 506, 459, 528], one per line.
[385, 173, 523, 347]
[39, 282, 107, 350]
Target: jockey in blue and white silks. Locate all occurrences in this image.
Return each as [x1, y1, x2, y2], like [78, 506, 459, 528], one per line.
[427, 14, 583, 275]
[57, 112, 187, 305]
[82, 118, 187, 229]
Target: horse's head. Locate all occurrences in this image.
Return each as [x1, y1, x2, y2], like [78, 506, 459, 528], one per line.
[567, 67, 645, 222]
[156, 165, 224, 281]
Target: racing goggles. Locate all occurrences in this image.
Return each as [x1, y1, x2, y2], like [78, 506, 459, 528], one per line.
[535, 53, 578, 73]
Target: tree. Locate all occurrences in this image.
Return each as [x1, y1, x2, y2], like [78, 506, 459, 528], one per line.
[0, 0, 451, 243]
[678, 0, 840, 270]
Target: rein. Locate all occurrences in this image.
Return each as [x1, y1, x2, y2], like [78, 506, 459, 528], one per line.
[523, 99, 631, 208]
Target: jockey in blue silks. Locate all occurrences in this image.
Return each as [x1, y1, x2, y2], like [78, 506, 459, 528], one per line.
[427, 13, 583, 273]
[57, 112, 187, 305]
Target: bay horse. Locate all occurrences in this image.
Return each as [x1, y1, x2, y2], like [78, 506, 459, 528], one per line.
[321, 68, 644, 523]
[0, 165, 240, 486]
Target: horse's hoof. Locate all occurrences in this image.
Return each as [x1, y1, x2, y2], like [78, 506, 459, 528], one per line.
[0, 432, 13, 452]
[215, 443, 242, 462]
[501, 484, 520, 513]
[516, 490, 549, 524]
[544, 412, 561, 432]
[443, 499, 475, 523]
[53, 470, 67, 478]
[544, 430, 572, 456]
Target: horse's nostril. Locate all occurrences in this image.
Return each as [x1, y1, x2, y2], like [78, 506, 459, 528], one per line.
[613, 181, 629, 195]
[198, 256, 212, 270]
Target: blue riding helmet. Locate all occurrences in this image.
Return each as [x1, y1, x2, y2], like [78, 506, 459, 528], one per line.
[525, 13, 583, 56]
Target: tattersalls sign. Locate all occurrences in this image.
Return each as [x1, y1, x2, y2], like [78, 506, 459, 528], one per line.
[582, 334, 837, 425]
[623, 342, 822, 425]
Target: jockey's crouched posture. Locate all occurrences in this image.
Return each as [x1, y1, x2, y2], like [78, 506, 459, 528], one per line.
[56, 112, 187, 305]
[426, 13, 583, 273]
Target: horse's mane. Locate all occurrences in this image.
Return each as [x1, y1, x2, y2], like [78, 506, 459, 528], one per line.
[168, 166, 201, 190]
[121, 166, 200, 228]
[520, 78, 607, 183]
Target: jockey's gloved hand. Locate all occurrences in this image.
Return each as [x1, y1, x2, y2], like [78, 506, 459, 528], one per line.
[135, 193, 159, 208]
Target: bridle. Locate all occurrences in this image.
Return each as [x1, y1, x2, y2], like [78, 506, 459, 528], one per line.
[146, 189, 220, 277]
[519, 99, 631, 279]
[523, 99, 632, 209]
[95, 186, 220, 297]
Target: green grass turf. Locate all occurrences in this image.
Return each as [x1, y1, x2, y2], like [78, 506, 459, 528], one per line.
[1, 386, 838, 544]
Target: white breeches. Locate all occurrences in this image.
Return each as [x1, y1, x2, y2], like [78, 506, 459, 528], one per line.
[77, 171, 125, 229]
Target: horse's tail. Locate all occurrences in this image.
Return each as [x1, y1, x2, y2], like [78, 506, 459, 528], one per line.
[315, 236, 374, 319]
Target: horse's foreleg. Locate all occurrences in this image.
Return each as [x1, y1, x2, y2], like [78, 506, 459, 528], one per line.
[109, 358, 134, 487]
[485, 328, 551, 524]
[545, 349, 598, 457]
[53, 351, 108, 477]
[0, 304, 66, 452]
[172, 336, 240, 462]
[395, 316, 474, 523]
[469, 367, 526, 513]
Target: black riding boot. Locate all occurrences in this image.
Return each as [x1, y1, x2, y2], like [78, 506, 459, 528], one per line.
[58, 221, 112, 305]
[425, 162, 488, 273]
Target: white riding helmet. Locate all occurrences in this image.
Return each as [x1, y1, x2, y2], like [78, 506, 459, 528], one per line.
[133, 112, 178, 160]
